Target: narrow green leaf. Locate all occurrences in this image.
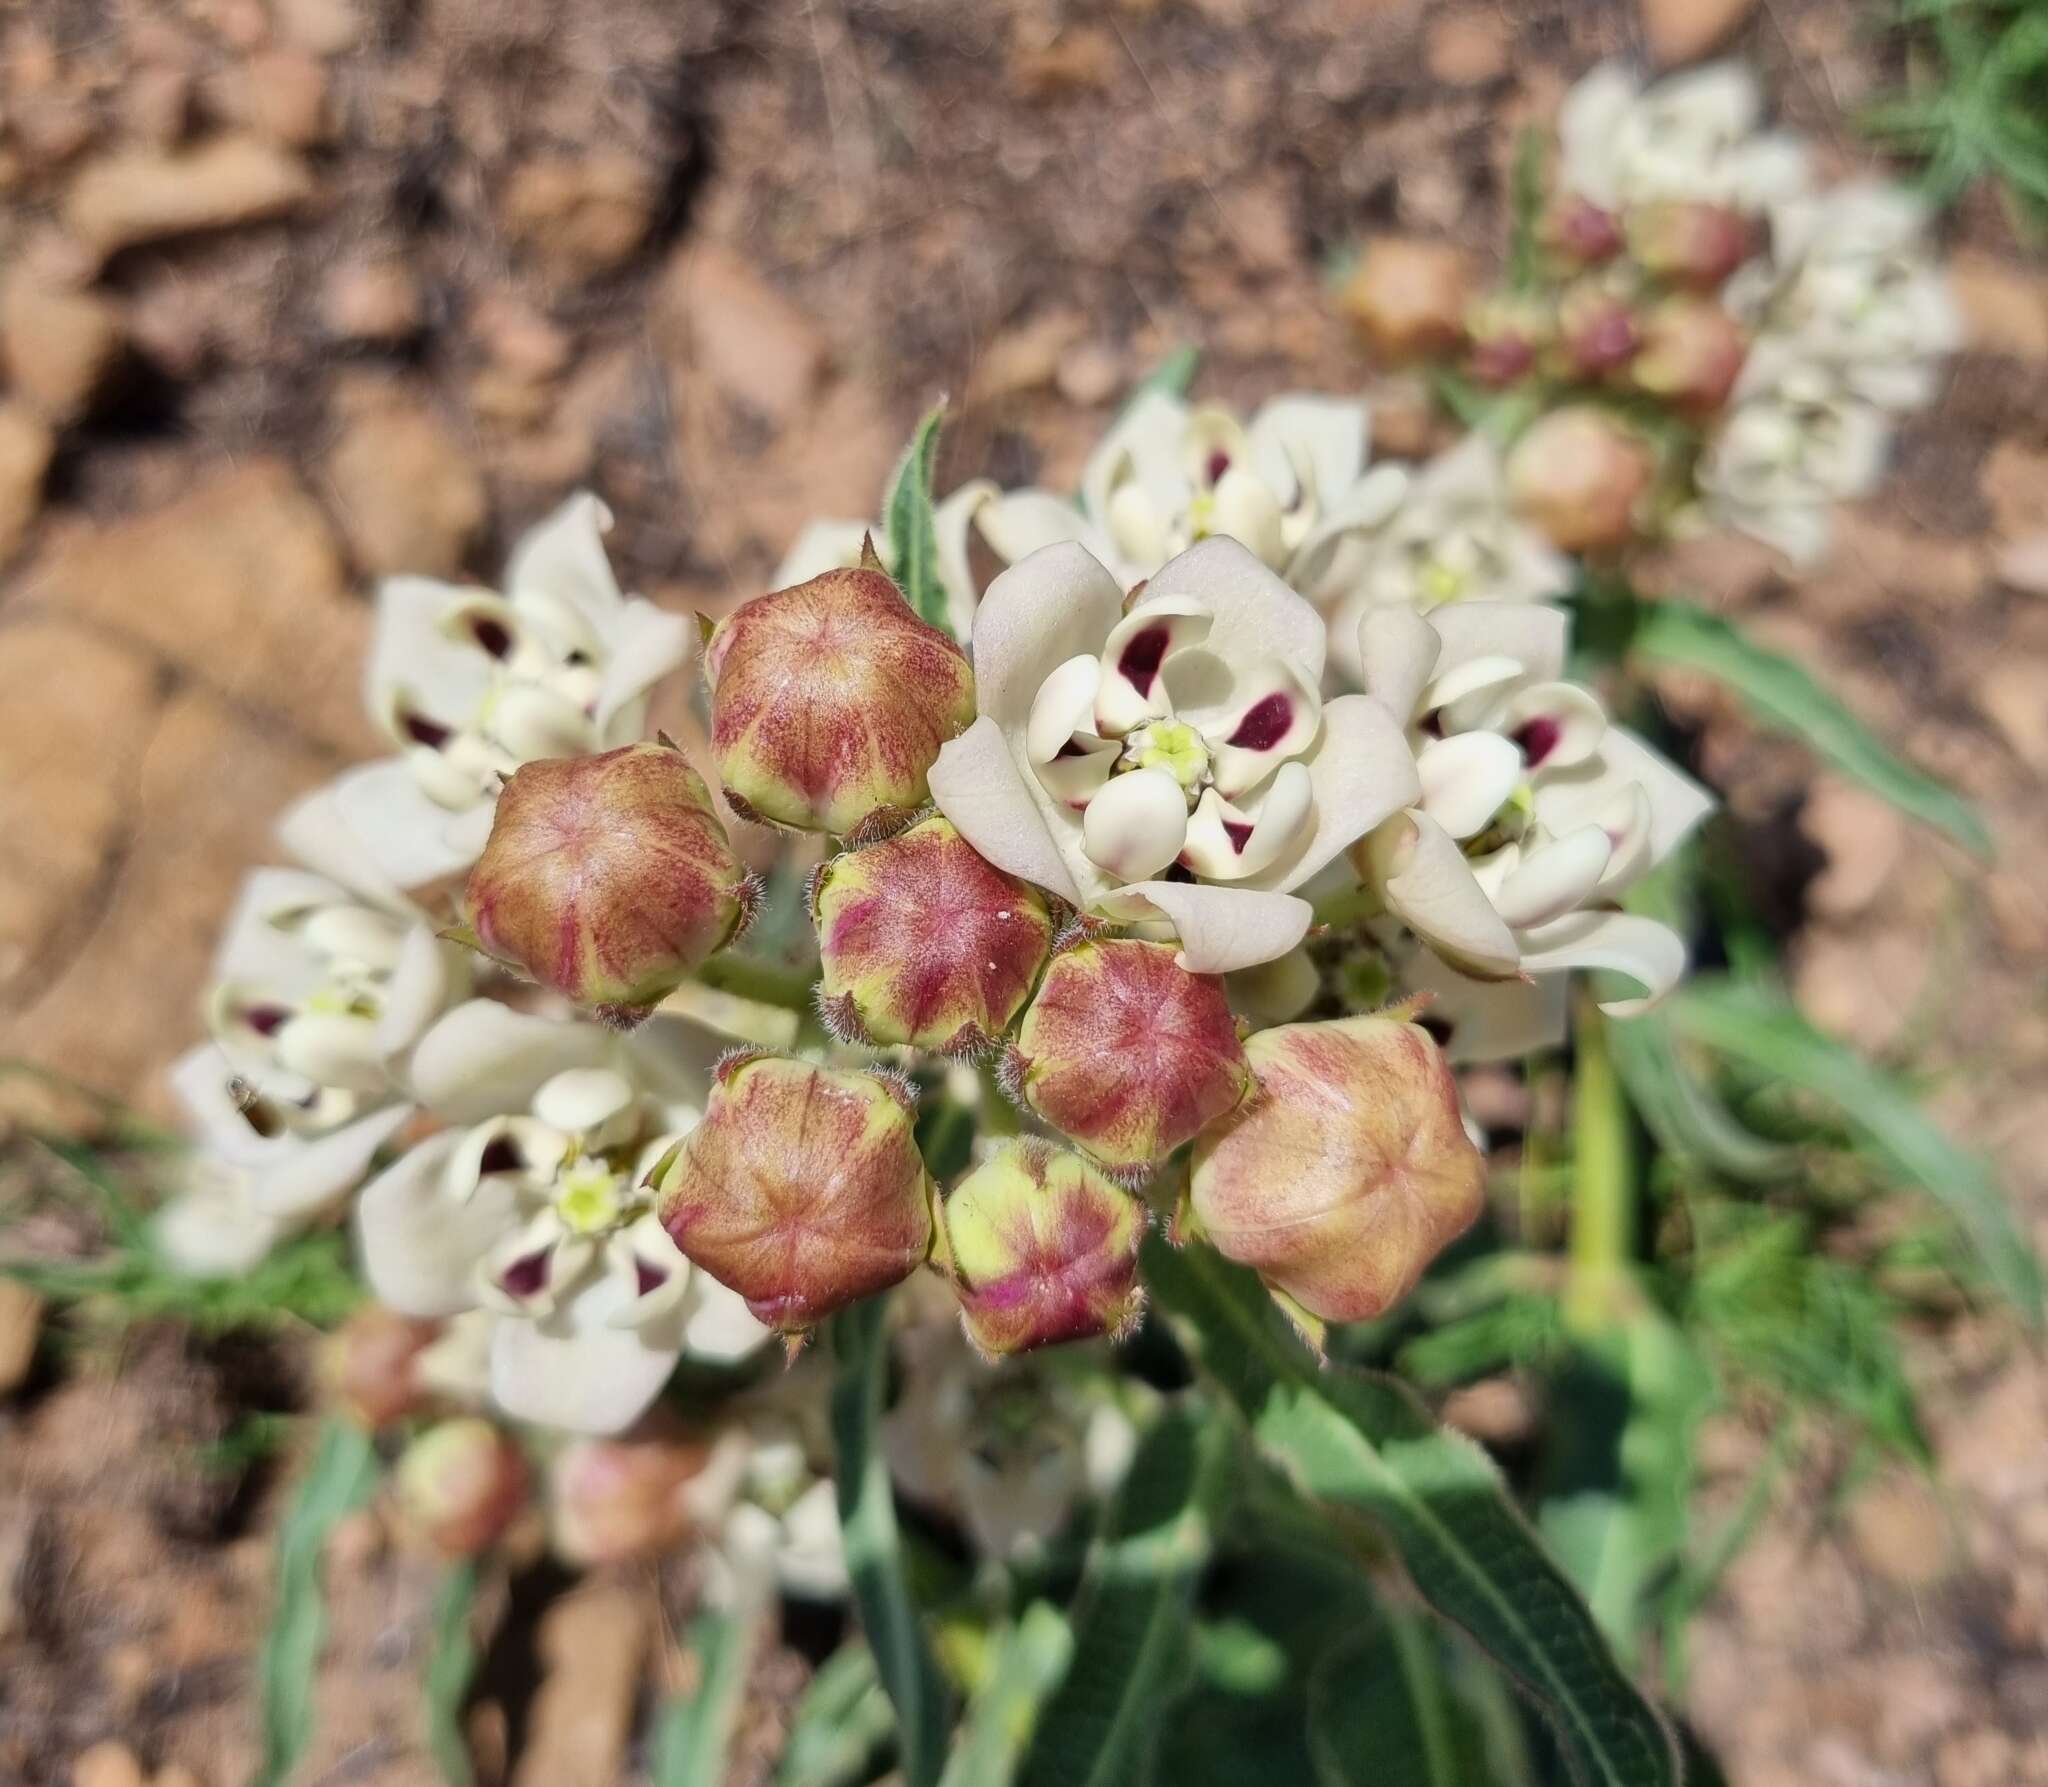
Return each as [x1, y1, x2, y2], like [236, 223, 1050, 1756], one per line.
[1020, 1405, 1232, 1787]
[1605, 1004, 1797, 1184]
[1630, 598, 1993, 857]
[1145, 1238, 1682, 1787]
[1506, 127, 1548, 292]
[653, 1602, 766, 1787]
[1309, 1614, 1498, 1787]
[939, 1604, 1074, 1787]
[1122, 346, 1201, 411]
[830, 1295, 953, 1787]
[1665, 976, 2044, 1324]
[424, 1562, 480, 1787]
[884, 404, 953, 639]
[254, 1417, 380, 1787]
[777, 1644, 897, 1787]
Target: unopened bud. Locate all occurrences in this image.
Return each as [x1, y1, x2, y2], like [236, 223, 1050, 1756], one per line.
[814, 815, 1054, 1054]
[456, 741, 750, 1024]
[1554, 281, 1639, 380]
[1465, 295, 1553, 390]
[706, 565, 977, 837]
[1628, 200, 1756, 291]
[1506, 405, 1656, 553]
[934, 1138, 1147, 1358]
[1340, 238, 1472, 364]
[1188, 1013, 1484, 1325]
[393, 1417, 529, 1558]
[548, 1423, 724, 1566]
[324, 1305, 442, 1429]
[655, 1054, 934, 1335]
[1008, 939, 1251, 1178]
[1541, 194, 1625, 269]
[1631, 296, 1748, 416]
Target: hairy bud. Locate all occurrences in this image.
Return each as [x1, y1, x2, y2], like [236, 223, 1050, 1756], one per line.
[1541, 194, 1625, 269]
[1010, 939, 1251, 1177]
[548, 1423, 724, 1566]
[655, 1054, 934, 1334]
[456, 740, 749, 1024]
[814, 815, 1054, 1054]
[1631, 296, 1748, 416]
[324, 1305, 442, 1430]
[1465, 295, 1553, 390]
[706, 566, 976, 837]
[1506, 405, 1657, 553]
[1628, 200, 1756, 291]
[1340, 238, 1472, 364]
[934, 1138, 1147, 1358]
[393, 1418, 529, 1558]
[1554, 281, 1640, 380]
[1188, 1013, 1485, 1325]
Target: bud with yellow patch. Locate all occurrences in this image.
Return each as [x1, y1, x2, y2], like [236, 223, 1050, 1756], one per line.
[934, 1138, 1147, 1358]
[392, 1417, 530, 1559]
[1631, 296, 1748, 417]
[1188, 1012, 1485, 1326]
[654, 1054, 934, 1335]
[706, 564, 976, 838]
[1627, 200, 1756, 291]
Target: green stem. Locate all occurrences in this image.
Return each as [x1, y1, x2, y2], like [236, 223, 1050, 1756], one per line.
[693, 953, 818, 1012]
[1564, 991, 1634, 1336]
[1310, 884, 1382, 930]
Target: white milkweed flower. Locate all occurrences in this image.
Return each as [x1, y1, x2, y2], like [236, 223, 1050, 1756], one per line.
[353, 1018, 770, 1436]
[278, 494, 691, 898]
[1557, 61, 1811, 215]
[1351, 602, 1713, 1025]
[928, 536, 1420, 974]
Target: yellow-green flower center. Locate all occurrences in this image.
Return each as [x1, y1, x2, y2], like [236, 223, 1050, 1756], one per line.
[1123, 720, 1210, 790]
[555, 1160, 628, 1235]
[1419, 559, 1468, 607]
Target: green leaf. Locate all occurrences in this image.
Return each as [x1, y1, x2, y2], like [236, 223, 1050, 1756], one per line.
[1020, 1405, 1233, 1787]
[1309, 1614, 1500, 1787]
[254, 1417, 380, 1787]
[939, 1603, 1074, 1787]
[1605, 1006, 1798, 1183]
[885, 404, 953, 640]
[1506, 127, 1549, 292]
[1666, 976, 2043, 1325]
[424, 1562, 480, 1787]
[1145, 1238, 1682, 1787]
[831, 1295, 953, 1787]
[653, 1602, 766, 1787]
[1630, 598, 1993, 857]
[776, 1644, 898, 1787]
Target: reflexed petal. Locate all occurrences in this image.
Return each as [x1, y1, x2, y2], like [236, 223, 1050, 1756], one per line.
[356, 1133, 523, 1317]
[251, 1103, 414, 1219]
[1210, 467, 1285, 565]
[591, 600, 693, 738]
[504, 492, 625, 632]
[679, 1269, 774, 1362]
[929, 717, 1087, 904]
[1492, 825, 1614, 929]
[935, 479, 1000, 640]
[532, 1065, 636, 1137]
[155, 1178, 289, 1278]
[1182, 764, 1313, 880]
[1407, 962, 1570, 1065]
[1081, 390, 1190, 533]
[279, 757, 478, 896]
[367, 576, 494, 743]
[1096, 599, 1211, 734]
[1102, 880, 1313, 973]
[1363, 810, 1520, 978]
[1144, 537, 1328, 687]
[1026, 655, 1106, 764]
[1426, 601, 1571, 690]
[970, 544, 1127, 728]
[1516, 909, 1688, 1017]
[1247, 394, 1367, 510]
[1529, 725, 1713, 879]
[375, 925, 458, 1058]
[1206, 660, 1322, 799]
[1488, 681, 1608, 771]
[1246, 694, 1422, 895]
[974, 489, 1114, 570]
[407, 1000, 614, 1125]
[488, 1270, 689, 1435]
[1082, 768, 1190, 880]
[1356, 605, 1441, 723]
[1415, 732, 1524, 840]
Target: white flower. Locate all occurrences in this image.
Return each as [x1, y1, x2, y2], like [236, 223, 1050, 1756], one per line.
[720, 1419, 849, 1601]
[353, 1018, 770, 1436]
[1558, 61, 1811, 214]
[928, 536, 1419, 973]
[1353, 603, 1713, 1020]
[1728, 181, 1961, 412]
[1697, 347, 1893, 563]
[277, 495, 691, 896]
[1327, 437, 1574, 679]
[769, 483, 994, 644]
[967, 391, 1409, 612]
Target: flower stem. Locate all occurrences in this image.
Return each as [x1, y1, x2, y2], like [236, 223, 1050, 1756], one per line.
[1563, 989, 1633, 1335]
[692, 953, 818, 1012]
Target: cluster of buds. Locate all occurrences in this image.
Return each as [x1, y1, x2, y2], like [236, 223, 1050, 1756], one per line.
[392, 1417, 531, 1558]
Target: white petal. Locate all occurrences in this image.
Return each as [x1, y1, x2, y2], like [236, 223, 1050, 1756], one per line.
[1026, 655, 1106, 764]
[1035, 738, 1119, 810]
[488, 1270, 687, 1435]
[1530, 726, 1714, 882]
[1082, 769, 1190, 881]
[279, 758, 480, 896]
[356, 1132, 523, 1317]
[1247, 694, 1422, 894]
[407, 1000, 614, 1125]
[504, 492, 626, 631]
[1426, 602, 1571, 690]
[1096, 599, 1212, 734]
[154, 1180, 289, 1278]
[1356, 605, 1442, 723]
[167, 1044, 275, 1162]
[272, 1012, 389, 1095]
[1081, 390, 1190, 535]
[679, 1270, 774, 1363]
[929, 716, 1086, 904]
[935, 479, 999, 642]
[1247, 394, 1368, 510]
[1206, 660, 1322, 799]
[1492, 826, 1614, 929]
[375, 925, 458, 1058]
[771, 517, 874, 589]
[970, 543, 1128, 729]
[591, 599, 692, 738]
[1415, 732, 1524, 840]
[249, 1103, 414, 1219]
[1182, 764, 1313, 880]
[1210, 467, 1286, 566]
[211, 868, 354, 992]
[1364, 810, 1520, 978]
[532, 1066, 636, 1136]
[974, 489, 1111, 569]
[1515, 910, 1688, 1017]
[1406, 964, 1570, 1065]
[1143, 536, 1328, 687]
[367, 576, 494, 743]
[1102, 881, 1313, 973]
[490, 682, 597, 761]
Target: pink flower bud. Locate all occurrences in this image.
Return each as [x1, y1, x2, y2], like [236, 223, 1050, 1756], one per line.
[1188, 1013, 1485, 1325]
[393, 1417, 529, 1558]
[1465, 295, 1554, 390]
[706, 565, 977, 837]
[1541, 194, 1625, 269]
[323, 1305, 442, 1429]
[548, 1422, 717, 1566]
[1630, 296, 1748, 417]
[1554, 282, 1640, 380]
[456, 740, 751, 1025]
[814, 815, 1054, 1055]
[1008, 939, 1251, 1178]
[934, 1138, 1147, 1358]
[1340, 238, 1472, 364]
[1506, 405, 1657, 553]
[655, 1054, 934, 1335]
[1627, 200, 1756, 290]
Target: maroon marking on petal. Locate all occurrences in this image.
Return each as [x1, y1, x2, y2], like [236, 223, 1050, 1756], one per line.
[1515, 716, 1562, 768]
[1054, 738, 1093, 760]
[477, 1136, 522, 1176]
[472, 618, 513, 659]
[499, 1249, 551, 1299]
[242, 1003, 293, 1038]
[1419, 1014, 1456, 1048]
[403, 711, 452, 749]
[1222, 819, 1255, 854]
[1226, 693, 1294, 752]
[1117, 625, 1172, 697]
[1419, 711, 1445, 739]
[633, 1257, 669, 1298]
[1204, 448, 1232, 485]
